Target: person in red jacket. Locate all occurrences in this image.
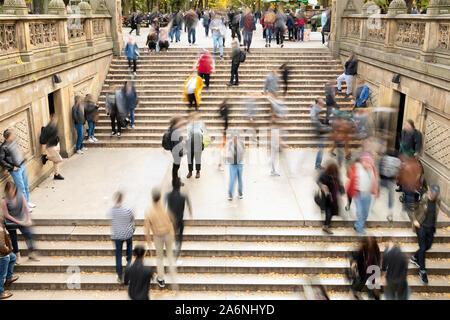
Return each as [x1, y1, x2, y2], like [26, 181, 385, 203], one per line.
[195, 49, 215, 89]
[346, 153, 379, 235]
[296, 10, 307, 42]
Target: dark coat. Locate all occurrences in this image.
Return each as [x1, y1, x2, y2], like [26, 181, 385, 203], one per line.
[84, 102, 99, 122]
[72, 104, 85, 125]
[0, 141, 24, 171]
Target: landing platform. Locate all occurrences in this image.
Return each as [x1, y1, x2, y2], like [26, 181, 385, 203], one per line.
[29, 148, 450, 225]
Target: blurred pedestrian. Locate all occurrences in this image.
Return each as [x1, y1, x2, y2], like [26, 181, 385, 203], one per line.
[84, 94, 99, 143]
[196, 49, 214, 89]
[317, 162, 344, 234]
[122, 81, 138, 129]
[409, 184, 440, 284]
[203, 11, 210, 36]
[170, 11, 182, 42]
[400, 119, 422, 158]
[129, 12, 137, 35]
[264, 70, 280, 95]
[72, 95, 86, 155]
[347, 153, 379, 235]
[40, 114, 64, 180]
[310, 98, 328, 169]
[241, 8, 256, 53]
[379, 150, 401, 221]
[337, 53, 358, 99]
[185, 10, 198, 45]
[0, 220, 18, 300]
[124, 246, 154, 300]
[230, 9, 242, 45]
[279, 64, 290, 96]
[296, 10, 307, 42]
[108, 191, 135, 284]
[227, 131, 245, 200]
[348, 236, 381, 300]
[164, 116, 186, 183]
[286, 12, 294, 41]
[183, 73, 203, 111]
[2, 181, 38, 263]
[158, 28, 169, 51]
[105, 85, 122, 137]
[146, 27, 158, 52]
[218, 98, 230, 171]
[0, 129, 35, 210]
[165, 177, 193, 260]
[263, 8, 275, 47]
[210, 13, 226, 60]
[144, 188, 177, 289]
[398, 155, 425, 213]
[324, 80, 336, 125]
[124, 36, 139, 76]
[186, 112, 206, 179]
[382, 239, 410, 300]
[228, 39, 242, 87]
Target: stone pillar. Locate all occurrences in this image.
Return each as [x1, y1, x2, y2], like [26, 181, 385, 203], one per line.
[53, 85, 75, 158]
[16, 20, 33, 62]
[101, 0, 122, 56]
[329, 0, 363, 58]
[48, 0, 67, 15]
[0, 0, 29, 15]
[427, 0, 450, 15]
[386, 0, 407, 17]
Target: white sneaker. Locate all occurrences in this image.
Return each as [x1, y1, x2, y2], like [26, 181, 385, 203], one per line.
[28, 207, 33, 213]
[87, 138, 94, 143]
[131, 125, 135, 129]
[239, 195, 243, 199]
[28, 202, 36, 208]
[92, 137, 98, 142]
[76, 150, 84, 154]
[82, 147, 88, 151]
[177, 260, 183, 266]
[117, 132, 121, 137]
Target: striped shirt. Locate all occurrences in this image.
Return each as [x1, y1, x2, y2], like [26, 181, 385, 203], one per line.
[108, 205, 135, 240]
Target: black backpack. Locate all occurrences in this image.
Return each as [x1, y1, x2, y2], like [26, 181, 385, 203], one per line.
[162, 129, 173, 151]
[239, 50, 246, 63]
[39, 126, 47, 145]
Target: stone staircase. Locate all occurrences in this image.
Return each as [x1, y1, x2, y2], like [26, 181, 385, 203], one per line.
[10, 218, 450, 300]
[86, 48, 353, 149]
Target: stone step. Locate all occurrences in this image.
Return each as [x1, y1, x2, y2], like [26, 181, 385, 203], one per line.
[17, 240, 450, 258]
[85, 133, 341, 143]
[13, 256, 450, 275]
[7, 289, 450, 300]
[103, 74, 341, 81]
[107, 66, 343, 72]
[9, 272, 450, 293]
[98, 89, 345, 96]
[31, 219, 449, 228]
[83, 139, 359, 149]
[91, 127, 321, 134]
[19, 226, 450, 243]
[110, 61, 342, 67]
[106, 71, 344, 77]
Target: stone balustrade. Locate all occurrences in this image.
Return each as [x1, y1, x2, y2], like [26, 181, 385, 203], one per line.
[341, 13, 450, 65]
[0, 13, 112, 66]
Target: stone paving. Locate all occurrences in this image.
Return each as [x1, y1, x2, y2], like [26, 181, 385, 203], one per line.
[28, 148, 450, 223]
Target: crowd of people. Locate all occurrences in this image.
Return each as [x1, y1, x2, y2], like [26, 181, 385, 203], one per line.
[0, 6, 443, 301]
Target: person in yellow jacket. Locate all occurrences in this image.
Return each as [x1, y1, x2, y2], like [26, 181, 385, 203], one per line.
[183, 73, 203, 111]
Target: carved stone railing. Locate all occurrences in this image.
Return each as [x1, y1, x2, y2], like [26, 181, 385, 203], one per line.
[340, 14, 450, 65]
[0, 13, 112, 65]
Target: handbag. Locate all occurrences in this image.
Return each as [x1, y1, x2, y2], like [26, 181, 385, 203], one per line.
[202, 134, 211, 148]
[4, 218, 19, 230]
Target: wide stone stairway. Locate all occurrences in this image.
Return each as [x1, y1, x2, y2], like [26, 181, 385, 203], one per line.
[87, 47, 353, 148]
[10, 218, 450, 299]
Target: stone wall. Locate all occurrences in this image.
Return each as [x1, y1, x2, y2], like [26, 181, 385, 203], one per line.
[0, 4, 114, 193]
[330, 0, 450, 213]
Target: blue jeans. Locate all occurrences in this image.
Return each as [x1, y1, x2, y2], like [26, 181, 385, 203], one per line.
[228, 164, 243, 198]
[128, 109, 135, 126]
[87, 121, 95, 137]
[188, 28, 196, 44]
[75, 124, 84, 151]
[170, 26, 180, 42]
[354, 192, 372, 234]
[265, 27, 273, 43]
[204, 25, 209, 36]
[213, 34, 224, 57]
[380, 178, 394, 210]
[0, 253, 16, 295]
[243, 30, 253, 50]
[8, 226, 34, 254]
[297, 25, 305, 41]
[114, 238, 132, 278]
[315, 149, 323, 168]
[10, 163, 30, 203]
